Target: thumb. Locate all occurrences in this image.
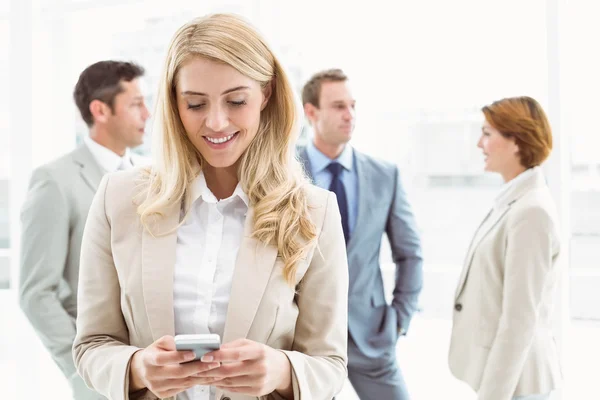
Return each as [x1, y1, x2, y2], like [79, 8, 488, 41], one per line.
[153, 335, 176, 351]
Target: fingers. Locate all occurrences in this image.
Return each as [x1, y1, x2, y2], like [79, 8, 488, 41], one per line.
[139, 335, 231, 397]
[177, 360, 222, 378]
[219, 338, 248, 349]
[149, 360, 221, 380]
[148, 349, 196, 366]
[217, 385, 255, 395]
[195, 361, 247, 379]
[205, 341, 265, 363]
[147, 376, 221, 398]
[213, 374, 257, 388]
[143, 361, 222, 397]
[146, 336, 195, 366]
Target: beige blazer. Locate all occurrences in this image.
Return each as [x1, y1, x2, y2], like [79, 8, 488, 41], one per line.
[448, 167, 562, 400]
[73, 168, 349, 400]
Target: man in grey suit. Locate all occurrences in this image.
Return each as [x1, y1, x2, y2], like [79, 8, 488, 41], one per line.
[19, 60, 150, 399]
[299, 69, 423, 399]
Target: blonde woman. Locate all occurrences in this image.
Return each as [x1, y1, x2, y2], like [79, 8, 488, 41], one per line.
[448, 97, 562, 400]
[73, 14, 349, 400]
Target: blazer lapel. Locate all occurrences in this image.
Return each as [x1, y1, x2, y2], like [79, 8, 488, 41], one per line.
[72, 145, 105, 192]
[454, 205, 510, 299]
[142, 201, 180, 340]
[222, 208, 278, 343]
[455, 167, 548, 299]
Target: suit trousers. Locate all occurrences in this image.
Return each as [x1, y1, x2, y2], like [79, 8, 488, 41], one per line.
[347, 334, 409, 400]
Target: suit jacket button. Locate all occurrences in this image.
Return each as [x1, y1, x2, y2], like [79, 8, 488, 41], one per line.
[454, 303, 463, 311]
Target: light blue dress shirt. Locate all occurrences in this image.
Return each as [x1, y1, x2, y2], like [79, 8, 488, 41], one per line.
[305, 140, 359, 236]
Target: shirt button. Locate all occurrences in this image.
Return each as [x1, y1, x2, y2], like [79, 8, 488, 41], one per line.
[455, 303, 463, 312]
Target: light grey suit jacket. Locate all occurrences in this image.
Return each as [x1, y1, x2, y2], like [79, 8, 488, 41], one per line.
[19, 144, 146, 399]
[299, 147, 423, 358]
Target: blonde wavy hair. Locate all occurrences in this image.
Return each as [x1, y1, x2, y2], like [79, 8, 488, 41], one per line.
[137, 13, 317, 284]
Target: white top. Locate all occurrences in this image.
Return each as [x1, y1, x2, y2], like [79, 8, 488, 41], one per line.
[494, 166, 538, 209]
[84, 136, 133, 172]
[174, 172, 249, 400]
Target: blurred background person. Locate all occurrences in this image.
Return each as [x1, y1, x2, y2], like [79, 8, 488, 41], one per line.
[18, 60, 150, 400]
[299, 68, 423, 400]
[448, 96, 561, 400]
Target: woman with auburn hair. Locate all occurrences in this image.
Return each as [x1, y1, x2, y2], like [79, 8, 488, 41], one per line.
[73, 13, 348, 400]
[448, 96, 562, 400]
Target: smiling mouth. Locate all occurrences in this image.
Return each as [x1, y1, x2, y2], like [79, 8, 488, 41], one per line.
[204, 132, 239, 144]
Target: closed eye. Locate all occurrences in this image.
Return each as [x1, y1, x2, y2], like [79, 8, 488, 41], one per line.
[187, 103, 205, 110]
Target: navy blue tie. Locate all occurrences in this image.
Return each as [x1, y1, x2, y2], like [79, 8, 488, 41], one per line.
[327, 162, 350, 244]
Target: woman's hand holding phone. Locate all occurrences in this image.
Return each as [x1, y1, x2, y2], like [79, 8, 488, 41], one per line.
[128, 335, 221, 398]
[196, 338, 293, 398]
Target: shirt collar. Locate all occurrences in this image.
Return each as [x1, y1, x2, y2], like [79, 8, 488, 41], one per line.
[84, 136, 132, 173]
[306, 139, 354, 173]
[190, 172, 250, 209]
[494, 166, 540, 209]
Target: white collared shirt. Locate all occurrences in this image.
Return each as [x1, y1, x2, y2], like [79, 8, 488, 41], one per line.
[174, 173, 249, 400]
[494, 167, 538, 209]
[84, 136, 134, 172]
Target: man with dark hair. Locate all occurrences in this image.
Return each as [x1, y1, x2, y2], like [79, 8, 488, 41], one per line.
[299, 69, 423, 400]
[19, 60, 149, 399]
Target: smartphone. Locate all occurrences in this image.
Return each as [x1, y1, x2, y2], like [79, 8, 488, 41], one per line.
[174, 333, 221, 362]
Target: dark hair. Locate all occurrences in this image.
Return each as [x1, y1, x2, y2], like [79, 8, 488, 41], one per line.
[482, 96, 553, 168]
[302, 68, 348, 107]
[73, 60, 145, 127]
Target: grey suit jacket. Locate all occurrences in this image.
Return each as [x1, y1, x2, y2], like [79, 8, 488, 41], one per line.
[299, 147, 423, 357]
[19, 144, 146, 399]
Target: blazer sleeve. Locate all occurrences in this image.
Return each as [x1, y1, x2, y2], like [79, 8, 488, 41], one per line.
[73, 175, 142, 400]
[18, 167, 78, 379]
[477, 206, 558, 400]
[385, 166, 423, 334]
[274, 192, 349, 400]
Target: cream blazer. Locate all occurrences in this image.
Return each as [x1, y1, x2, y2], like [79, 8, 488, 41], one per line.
[73, 168, 349, 400]
[448, 167, 562, 400]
